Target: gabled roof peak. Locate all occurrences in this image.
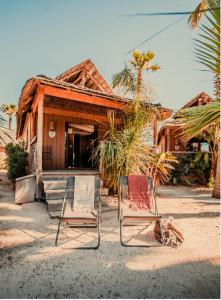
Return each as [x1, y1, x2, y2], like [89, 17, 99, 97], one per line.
[181, 92, 213, 109]
[55, 59, 113, 95]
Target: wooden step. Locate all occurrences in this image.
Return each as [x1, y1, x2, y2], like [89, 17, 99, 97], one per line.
[45, 189, 65, 200]
[43, 180, 66, 190]
[48, 210, 60, 219]
[47, 199, 63, 212]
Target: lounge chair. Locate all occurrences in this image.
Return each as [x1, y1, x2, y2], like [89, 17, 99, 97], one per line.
[118, 175, 162, 247]
[55, 175, 101, 249]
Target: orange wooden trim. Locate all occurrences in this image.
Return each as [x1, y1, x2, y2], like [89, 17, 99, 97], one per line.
[43, 85, 125, 110]
[32, 85, 45, 113]
[21, 114, 29, 141]
[153, 116, 158, 146]
[36, 95, 44, 172]
[44, 107, 112, 123]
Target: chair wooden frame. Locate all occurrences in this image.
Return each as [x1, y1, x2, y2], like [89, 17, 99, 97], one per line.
[118, 176, 162, 247]
[55, 176, 101, 249]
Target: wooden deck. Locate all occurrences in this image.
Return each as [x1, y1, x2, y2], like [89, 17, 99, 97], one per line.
[42, 169, 100, 176]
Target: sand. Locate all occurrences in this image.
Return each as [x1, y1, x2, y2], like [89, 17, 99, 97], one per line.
[0, 172, 220, 298]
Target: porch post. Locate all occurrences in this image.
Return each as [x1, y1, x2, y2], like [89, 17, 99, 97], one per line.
[166, 127, 170, 152]
[153, 116, 158, 148]
[36, 96, 44, 172]
[36, 92, 44, 199]
[27, 113, 31, 153]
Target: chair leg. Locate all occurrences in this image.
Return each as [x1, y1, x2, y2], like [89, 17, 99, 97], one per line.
[55, 219, 101, 249]
[120, 217, 125, 246]
[95, 215, 101, 249]
[120, 217, 163, 248]
[55, 221, 61, 247]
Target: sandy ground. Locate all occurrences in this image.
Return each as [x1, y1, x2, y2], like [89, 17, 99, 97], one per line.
[0, 172, 220, 299]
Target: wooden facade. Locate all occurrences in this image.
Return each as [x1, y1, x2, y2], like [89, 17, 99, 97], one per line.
[17, 59, 172, 177]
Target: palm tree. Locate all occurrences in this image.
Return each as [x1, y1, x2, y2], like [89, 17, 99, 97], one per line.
[179, 1, 220, 197]
[94, 111, 177, 192]
[188, 0, 220, 97]
[112, 50, 160, 99]
[0, 104, 17, 130]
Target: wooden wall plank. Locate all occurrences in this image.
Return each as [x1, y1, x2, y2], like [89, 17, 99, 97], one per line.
[42, 113, 107, 170]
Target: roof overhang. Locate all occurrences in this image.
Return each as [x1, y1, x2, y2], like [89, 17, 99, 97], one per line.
[17, 76, 173, 138]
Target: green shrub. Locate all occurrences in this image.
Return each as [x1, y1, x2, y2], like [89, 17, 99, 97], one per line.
[5, 142, 28, 180]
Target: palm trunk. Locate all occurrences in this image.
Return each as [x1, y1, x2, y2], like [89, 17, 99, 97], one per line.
[212, 130, 220, 198]
[9, 115, 12, 130]
[137, 69, 142, 98]
[214, 73, 220, 99]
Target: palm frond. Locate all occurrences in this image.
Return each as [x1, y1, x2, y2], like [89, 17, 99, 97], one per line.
[0, 104, 17, 115]
[112, 64, 136, 96]
[188, 0, 209, 28]
[193, 1, 220, 96]
[177, 100, 220, 140]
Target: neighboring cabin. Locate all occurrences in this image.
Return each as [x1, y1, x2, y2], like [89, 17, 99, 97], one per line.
[158, 92, 213, 185]
[158, 92, 213, 153]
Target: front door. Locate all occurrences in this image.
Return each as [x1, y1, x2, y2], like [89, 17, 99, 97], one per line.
[65, 123, 98, 168]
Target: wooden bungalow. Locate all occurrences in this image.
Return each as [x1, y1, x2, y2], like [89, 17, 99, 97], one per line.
[158, 92, 213, 153]
[17, 59, 172, 198]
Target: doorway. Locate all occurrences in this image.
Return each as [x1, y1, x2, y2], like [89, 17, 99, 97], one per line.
[65, 123, 98, 168]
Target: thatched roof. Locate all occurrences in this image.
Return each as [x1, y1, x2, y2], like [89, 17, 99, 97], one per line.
[0, 127, 16, 147]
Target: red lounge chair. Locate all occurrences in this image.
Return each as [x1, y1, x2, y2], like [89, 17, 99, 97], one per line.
[118, 176, 162, 247]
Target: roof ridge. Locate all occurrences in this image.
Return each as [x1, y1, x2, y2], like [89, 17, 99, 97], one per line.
[54, 59, 113, 94]
[181, 92, 212, 109]
[55, 59, 91, 80]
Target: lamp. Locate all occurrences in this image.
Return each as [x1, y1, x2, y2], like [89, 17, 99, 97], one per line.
[49, 120, 56, 131]
[49, 120, 56, 138]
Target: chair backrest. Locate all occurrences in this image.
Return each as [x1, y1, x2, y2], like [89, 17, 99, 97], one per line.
[61, 176, 100, 217]
[119, 176, 156, 212]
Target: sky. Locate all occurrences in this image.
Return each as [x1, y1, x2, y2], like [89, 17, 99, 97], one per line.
[0, 0, 213, 111]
